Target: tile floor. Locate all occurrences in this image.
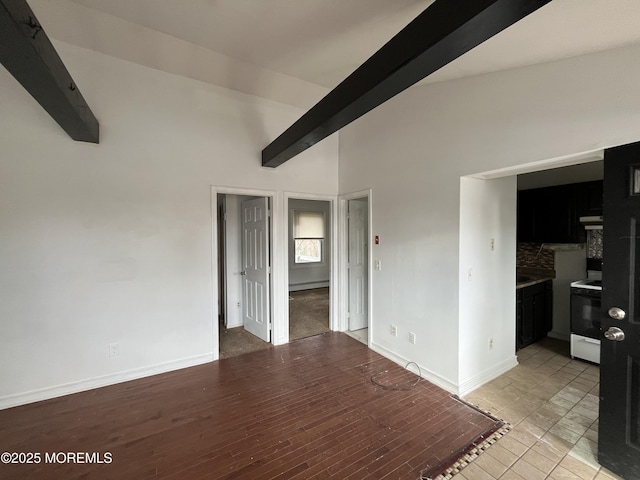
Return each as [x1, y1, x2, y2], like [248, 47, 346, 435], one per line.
[461, 337, 625, 480]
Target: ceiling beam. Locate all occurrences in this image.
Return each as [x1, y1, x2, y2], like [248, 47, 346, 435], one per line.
[0, 0, 99, 143]
[262, 0, 551, 168]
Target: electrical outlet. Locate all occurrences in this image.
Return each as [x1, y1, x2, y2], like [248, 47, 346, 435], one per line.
[409, 332, 416, 344]
[488, 337, 494, 350]
[108, 342, 120, 357]
[391, 324, 397, 337]
[490, 238, 495, 251]
[236, 301, 240, 308]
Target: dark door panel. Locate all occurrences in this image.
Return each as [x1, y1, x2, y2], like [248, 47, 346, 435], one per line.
[598, 141, 640, 479]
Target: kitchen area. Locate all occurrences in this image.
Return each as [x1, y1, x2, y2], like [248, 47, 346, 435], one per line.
[516, 162, 603, 364]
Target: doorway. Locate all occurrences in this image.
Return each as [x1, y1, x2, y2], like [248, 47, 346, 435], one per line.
[516, 161, 604, 349]
[288, 199, 332, 341]
[214, 190, 275, 359]
[460, 146, 636, 479]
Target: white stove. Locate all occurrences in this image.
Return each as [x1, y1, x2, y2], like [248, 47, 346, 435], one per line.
[570, 271, 602, 364]
[570, 279, 602, 290]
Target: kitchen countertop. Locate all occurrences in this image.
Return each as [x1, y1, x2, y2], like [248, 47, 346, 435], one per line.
[516, 268, 555, 289]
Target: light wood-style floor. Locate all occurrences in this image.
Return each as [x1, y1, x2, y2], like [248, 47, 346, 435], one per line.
[0, 332, 497, 480]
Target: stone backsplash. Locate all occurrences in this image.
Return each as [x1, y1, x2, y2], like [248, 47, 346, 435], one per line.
[517, 242, 555, 270]
[587, 229, 603, 259]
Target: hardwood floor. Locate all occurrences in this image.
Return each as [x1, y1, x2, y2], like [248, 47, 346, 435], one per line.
[0, 333, 498, 480]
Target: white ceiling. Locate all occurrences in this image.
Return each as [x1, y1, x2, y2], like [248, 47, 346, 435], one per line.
[69, 0, 433, 89]
[69, 0, 640, 90]
[518, 161, 603, 190]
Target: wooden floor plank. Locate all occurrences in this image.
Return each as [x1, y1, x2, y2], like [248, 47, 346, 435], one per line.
[0, 332, 500, 480]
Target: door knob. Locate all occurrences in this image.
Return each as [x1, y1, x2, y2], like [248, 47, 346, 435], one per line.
[608, 307, 626, 320]
[240, 270, 246, 276]
[604, 326, 625, 342]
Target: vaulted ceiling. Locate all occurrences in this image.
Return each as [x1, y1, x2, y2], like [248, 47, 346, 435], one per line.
[20, 0, 640, 112]
[71, 0, 435, 90]
[68, 0, 640, 90]
[10, 0, 640, 162]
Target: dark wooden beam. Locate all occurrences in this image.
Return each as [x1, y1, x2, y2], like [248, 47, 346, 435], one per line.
[0, 0, 99, 143]
[262, 0, 551, 168]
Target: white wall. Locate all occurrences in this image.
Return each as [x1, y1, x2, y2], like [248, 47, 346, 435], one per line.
[459, 177, 518, 393]
[288, 199, 331, 291]
[339, 43, 640, 392]
[223, 196, 241, 328]
[0, 42, 338, 408]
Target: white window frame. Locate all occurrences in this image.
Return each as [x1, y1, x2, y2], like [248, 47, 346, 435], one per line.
[291, 209, 327, 268]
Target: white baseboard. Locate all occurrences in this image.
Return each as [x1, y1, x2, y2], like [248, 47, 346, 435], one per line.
[369, 342, 459, 394]
[458, 355, 519, 397]
[288, 281, 330, 292]
[0, 353, 214, 411]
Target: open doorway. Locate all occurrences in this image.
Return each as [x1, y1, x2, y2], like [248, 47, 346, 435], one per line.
[217, 192, 273, 359]
[460, 144, 640, 478]
[459, 150, 604, 370]
[458, 151, 602, 394]
[515, 160, 604, 352]
[288, 199, 332, 341]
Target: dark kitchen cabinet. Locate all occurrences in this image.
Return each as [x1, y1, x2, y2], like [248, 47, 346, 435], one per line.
[517, 180, 602, 243]
[516, 280, 553, 350]
[576, 180, 603, 217]
[516, 189, 537, 243]
[537, 185, 575, 243]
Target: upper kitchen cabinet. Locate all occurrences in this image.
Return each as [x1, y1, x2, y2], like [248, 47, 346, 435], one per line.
[517, 180, 602, 243]
[576, 180, 603, 217]
[517, 188, 537, 242]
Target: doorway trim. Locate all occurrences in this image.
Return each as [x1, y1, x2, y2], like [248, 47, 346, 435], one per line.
[338, 189, 373, 345]
[210, 186, 283, 360]
[284, 193, 339, 337]
[470, 148, 604, 180]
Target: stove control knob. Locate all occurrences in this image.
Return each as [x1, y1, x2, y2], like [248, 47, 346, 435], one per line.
[604, 326, 625, 342]
[608, 307, 626, 320]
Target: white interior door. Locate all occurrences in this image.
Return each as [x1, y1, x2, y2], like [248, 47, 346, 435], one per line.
[348, 199, 368, 331]
[241, 197, 270, 342]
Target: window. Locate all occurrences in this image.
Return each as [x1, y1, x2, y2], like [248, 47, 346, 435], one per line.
[293, 211, 325, 264]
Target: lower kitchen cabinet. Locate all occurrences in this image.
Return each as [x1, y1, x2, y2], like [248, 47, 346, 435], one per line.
[516, 280, 553, 350]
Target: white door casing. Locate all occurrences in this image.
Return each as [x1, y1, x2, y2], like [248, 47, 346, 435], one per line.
[241, 197, 271, 342]
[348, 198, 368, 331]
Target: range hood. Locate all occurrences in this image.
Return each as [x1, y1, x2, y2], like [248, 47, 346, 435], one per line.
[580, 215, 603, 230]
